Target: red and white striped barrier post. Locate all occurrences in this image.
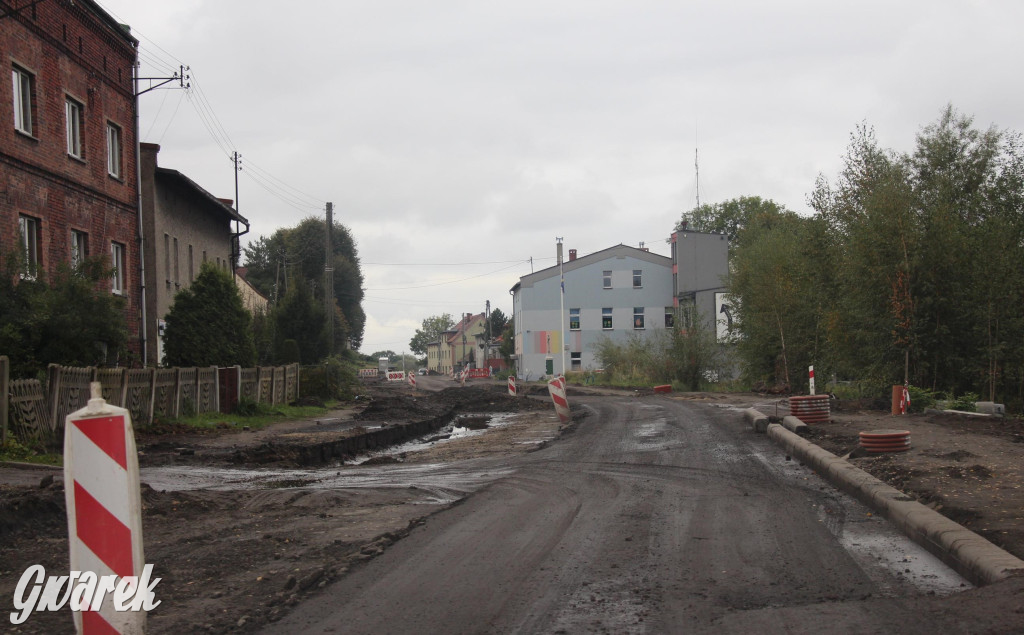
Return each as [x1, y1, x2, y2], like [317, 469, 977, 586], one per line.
[547, 377, 571, 423]
[508, 376, 516, 397]
[808, 365, 815, 395]
[408, 372, 416, 389]
[64, 382, 149, 634]
[460, 369, 467, 387]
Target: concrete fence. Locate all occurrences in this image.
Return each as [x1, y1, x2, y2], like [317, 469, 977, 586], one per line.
[0, 356, 299, 448]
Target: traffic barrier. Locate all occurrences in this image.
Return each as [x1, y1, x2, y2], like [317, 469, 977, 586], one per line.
[460, 370, 467, 387]
[357, 368, 378, 378]
[788, 394, 830, 423]
[466, 368, 490, 379]
[408, 372, 416, 389]
[386, 371, 406, 382]
[547, 378, 571, 423]
[508, 376, 517, 397]
[653, 384, 672, 394]
[64, 382, 147, 633]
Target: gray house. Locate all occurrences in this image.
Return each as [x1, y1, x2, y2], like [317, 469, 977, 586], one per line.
[511, 244, 675, 379]
[139, 143, 249, 365]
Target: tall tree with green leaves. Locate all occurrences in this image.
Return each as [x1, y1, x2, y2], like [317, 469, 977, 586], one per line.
[163, 262, 256, 367]
[410, 313, 455, 355]
[242, 216, 365, 351]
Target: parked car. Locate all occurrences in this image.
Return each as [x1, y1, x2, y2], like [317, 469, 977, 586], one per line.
[417, 368, 427, 375]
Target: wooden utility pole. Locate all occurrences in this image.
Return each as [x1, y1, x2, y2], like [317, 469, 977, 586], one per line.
[325, 202, 334, 353]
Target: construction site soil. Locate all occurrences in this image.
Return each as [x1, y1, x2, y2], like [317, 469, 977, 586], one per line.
[1, 383, 1023, 633]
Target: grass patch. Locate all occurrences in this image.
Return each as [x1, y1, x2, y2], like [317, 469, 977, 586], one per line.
[0, 438, 63, 466]
[153, 401, 339, 433]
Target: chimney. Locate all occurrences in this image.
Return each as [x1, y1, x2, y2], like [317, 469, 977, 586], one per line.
[217, 198, 234, 208]
[569, 249, 577, 261]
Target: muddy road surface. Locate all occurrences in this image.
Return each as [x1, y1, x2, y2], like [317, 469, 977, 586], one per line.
[267, 396, 1024, 634]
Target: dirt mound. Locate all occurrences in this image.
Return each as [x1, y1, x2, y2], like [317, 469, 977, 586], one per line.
[434, 386, 547, 412]
[0, 483, 66, 538]
[357, 390, 444, 421]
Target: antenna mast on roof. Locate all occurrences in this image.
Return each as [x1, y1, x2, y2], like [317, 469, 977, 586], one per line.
[695, 146, 700, 210]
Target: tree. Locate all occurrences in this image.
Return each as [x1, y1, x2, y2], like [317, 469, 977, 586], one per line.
[409, 313, 455, 355]
[163, 262, 256, 367]
[676, 196, 791, 246]
[488, 308, 508, 339]
[0, 255, 128, 378]
[242, 216, 365, 350]
[498, 319, 515, 365]
[273, 277, 326, 365]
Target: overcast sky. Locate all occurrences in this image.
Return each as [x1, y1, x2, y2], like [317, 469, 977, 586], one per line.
[96, 0, 1024, 356]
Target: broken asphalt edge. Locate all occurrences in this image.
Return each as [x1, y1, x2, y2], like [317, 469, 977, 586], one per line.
[750, 412, 1024, 587]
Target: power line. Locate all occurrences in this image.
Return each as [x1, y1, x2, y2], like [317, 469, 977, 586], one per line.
[365, 261, 526, 291]
[364, 258, 529, 266]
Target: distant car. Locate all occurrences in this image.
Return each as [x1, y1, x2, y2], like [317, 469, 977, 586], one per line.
[418, 368, 427, 375]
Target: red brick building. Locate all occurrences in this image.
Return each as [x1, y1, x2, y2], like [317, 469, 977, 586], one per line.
[1, 0, 141, 360]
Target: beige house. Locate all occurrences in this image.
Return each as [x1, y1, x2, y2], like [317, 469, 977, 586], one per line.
[234, 268, 269, 314]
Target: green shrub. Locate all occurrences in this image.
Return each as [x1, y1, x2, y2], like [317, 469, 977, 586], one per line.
[906, 385, 936, 413]
[234, 397, 270, 416]
[950, 392, 979, 412]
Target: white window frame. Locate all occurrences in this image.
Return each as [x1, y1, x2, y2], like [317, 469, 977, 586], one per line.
[633, 269, 642, 288]
[65, 97, 84, 159]
[602, 270, 612, 289]
[71, 229, 88, 268]
[633, 307, 645, 330]
[106, 122, 122, 178]
[19, 215, 41, 279]
[111, 242, 125, 295]
[602, 307, 613, 330]
[12, 66, 33, 135]
[570, 352, 582, 370]
[569, 308, 580, 331]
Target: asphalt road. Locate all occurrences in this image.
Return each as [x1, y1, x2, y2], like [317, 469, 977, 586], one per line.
[265, 395, 973, 634]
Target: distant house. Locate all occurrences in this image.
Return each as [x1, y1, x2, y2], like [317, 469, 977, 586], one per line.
[448, 312, 486, 372]
[234, 268, 269, 314]
[2, 0, 141, 358]
[139, 143, 249, 365]
[511, 244, 675, 379]
[426, 341, 441, 374]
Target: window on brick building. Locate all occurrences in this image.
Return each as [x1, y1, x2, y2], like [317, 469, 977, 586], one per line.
[18, 215, 41, 279]
[106, 122, 122, 178]
[65, 97, 84, 159]
[12, 65, 34, 136]
[173, 237, 179, 286]
[111, 242, 125, 295]
[71, 230, 88, 268]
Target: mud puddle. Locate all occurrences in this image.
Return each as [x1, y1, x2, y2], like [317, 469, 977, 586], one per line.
[140, 412, 517, 493]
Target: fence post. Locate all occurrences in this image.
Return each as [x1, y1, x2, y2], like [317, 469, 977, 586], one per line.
[47, 364, 62, 433]
[1, 356, 8, 445]
[211, 366, 220, 413]
[172, 367, 182, 418]
[147, 367, 157, 425]
[294, 363, 300, 400]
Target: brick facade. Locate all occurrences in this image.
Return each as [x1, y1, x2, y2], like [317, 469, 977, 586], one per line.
[1, 0, 141, 360]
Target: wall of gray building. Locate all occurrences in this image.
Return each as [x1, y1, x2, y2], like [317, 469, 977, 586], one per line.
[515, 251, 674, 379]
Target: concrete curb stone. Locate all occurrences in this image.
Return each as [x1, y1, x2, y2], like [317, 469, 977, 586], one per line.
[763, 419, 1024, 586]
[743, 408, 769, 433]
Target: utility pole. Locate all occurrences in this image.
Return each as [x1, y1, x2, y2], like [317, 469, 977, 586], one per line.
[135, 63, 189, 366]
[232, 151, 242, 279]
[325, 202, 334, 354]
[557, 237, 566, 377]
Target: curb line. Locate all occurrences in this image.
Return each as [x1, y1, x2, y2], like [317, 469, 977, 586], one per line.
[761, 418, 1024, 586]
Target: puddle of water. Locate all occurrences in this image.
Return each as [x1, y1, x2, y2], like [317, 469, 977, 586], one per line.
[140, 413, 522, 492]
